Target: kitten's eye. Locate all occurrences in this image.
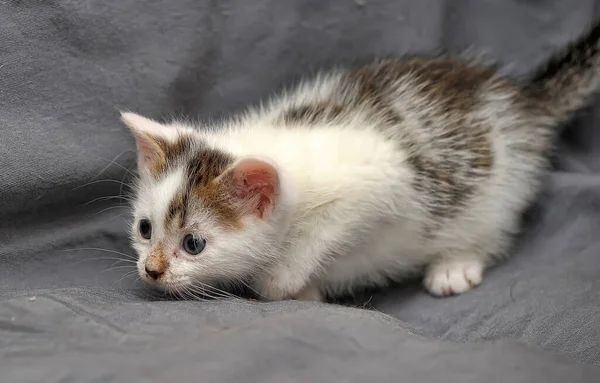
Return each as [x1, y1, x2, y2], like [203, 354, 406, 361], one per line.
[138, 219, 152, 240]
[182, 234, 206, 255]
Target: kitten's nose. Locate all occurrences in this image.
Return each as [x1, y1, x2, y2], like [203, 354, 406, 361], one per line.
[145, 266, 163, 280]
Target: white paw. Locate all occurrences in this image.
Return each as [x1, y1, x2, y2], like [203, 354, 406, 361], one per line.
[291, 285, 323, 302]
[254, 267, 309, 301]
[424, 259, 484, 297]
[254, 274, 288, 301]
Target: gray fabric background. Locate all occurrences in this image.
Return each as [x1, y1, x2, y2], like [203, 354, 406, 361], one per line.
[1, 1, 600, 382]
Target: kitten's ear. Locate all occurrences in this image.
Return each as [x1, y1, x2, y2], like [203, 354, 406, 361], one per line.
[121, 112, 170, 173]
[227, 158, 280, 220]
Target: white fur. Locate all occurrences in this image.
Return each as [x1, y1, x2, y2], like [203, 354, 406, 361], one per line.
[124, 19, 600, 301]
[126, 70, 556, 301]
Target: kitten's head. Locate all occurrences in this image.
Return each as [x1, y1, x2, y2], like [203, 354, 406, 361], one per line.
[121, 112, 293, 295]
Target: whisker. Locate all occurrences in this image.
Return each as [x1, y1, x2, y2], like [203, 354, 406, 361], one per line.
[181, 286, 209, 302]
[112, 270, 139, 288]
[69, 257, 137, 266]
[91, 205, 129, 217]
[92, 151, 137, 180]
[100, 264, 137, 275]
[187, 265, 245, 300]
[188, 282, 242, 301]
[238, 279, 265, 300]
[190, 282, 234, 298]
[82, 195, 132, 206]
[118, 164, 133, 207]
[184, 284, 221, 300]
[61, 247, 138, 260]
[187, 287, 223, 301]
[71, 179, 134, 192]
[104, 212, 130, 223]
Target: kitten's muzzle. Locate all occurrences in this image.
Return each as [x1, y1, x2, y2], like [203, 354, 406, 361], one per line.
[144, 245, 169, 281]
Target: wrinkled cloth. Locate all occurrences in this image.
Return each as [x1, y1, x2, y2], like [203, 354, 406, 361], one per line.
[1, 1, 600, 382]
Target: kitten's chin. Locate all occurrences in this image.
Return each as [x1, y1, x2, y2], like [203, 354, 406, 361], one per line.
[139, 274, 192, 293]
[141, 275, 232, 300]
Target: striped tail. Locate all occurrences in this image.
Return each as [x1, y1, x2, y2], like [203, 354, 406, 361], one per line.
[526, 19, 600, 123]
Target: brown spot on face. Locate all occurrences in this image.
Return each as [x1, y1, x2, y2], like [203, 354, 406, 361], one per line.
[197, 173, 242, 230]
[188, 148, 241, 228]
[187, 147, 234, 189]
[145, 242, 169, 277]
[163, 146, 240, 230]
[281, 101, 344, 125]
[148, 134, 194, 177]
[165, 190, 189, 228]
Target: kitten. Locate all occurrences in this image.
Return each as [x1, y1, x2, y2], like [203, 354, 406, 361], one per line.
[123, 20, 600, 302]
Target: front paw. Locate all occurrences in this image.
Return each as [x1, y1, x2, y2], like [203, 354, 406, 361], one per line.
[290, 285, 323, 302]
[254, 267, 311, 301]
[424, 258, 484, 297]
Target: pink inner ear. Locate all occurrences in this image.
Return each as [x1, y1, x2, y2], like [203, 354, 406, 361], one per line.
[232, 159, 279, 219]
[132, 132, 164, 169]
[121, 112, 167, 171]
[137, 133, 160, 161]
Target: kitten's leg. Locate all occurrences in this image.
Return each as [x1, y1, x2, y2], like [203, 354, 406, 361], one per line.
[254, 226, 346, 301]
[291, 284, 323, 302]
[255, 205, 380, 301]
[423, 253, 485, 297]
[254, 244, 327, 301]
[254, 260, 319, 301]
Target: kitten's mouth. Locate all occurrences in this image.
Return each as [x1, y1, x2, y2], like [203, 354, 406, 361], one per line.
[139, 272, 240, 300]
[144, 280, 194, 298]
[139, 271, 190, 291]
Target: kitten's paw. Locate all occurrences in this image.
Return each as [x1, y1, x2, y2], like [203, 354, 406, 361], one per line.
[254, 267, 309, 301]
[424, 259, 483, 297]
[254, 275, 287, 301]
[291, 285, 323, 302]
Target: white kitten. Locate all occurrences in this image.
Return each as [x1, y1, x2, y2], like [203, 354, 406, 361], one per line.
[123, 21, 600, 302]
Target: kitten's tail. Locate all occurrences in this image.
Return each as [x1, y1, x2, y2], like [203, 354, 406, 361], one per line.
[526, 19, 600, 123]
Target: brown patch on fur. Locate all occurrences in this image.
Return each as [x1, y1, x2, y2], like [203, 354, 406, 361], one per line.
[187, 147, 234, 188]
[165, 191, 189, 228]
[197, 172, 242, 230]
[145, 242, 169, 274]
[469, 134, 494, 172]
[274, 58, 498, 234]
[164, 146, 240, 230]
[407, 126, 494, 234]
[344, 58, 499, 231]
[281, 101, 344, 125]
[342, 58, 509, 129]
[409, 58, 497, 113]
[144, 134, 194, 177]
[343, 63, 405, 126]
[188, 148, 240, 229]
[343, 58, 497, 228]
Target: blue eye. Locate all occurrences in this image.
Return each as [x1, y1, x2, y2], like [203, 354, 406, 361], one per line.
[183, 234, 206, 255]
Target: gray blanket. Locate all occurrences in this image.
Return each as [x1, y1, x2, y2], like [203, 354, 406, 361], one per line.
[2, 1, 600, 382]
